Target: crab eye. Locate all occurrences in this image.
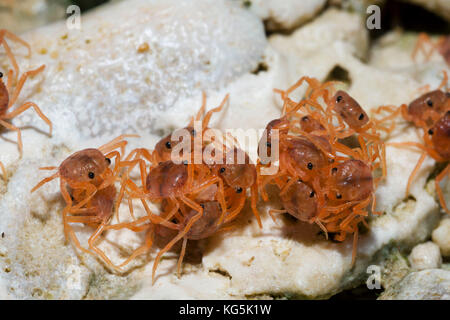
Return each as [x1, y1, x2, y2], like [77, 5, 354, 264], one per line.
[0, 72, 3, 78]
[88, 172, 95, 179]
[165, 141, 172, 149]
[309, 191, 315, 198]
[105, 157, 111, 164]
[307, 162, 313, 170]
[219, 167, 225, 173]
[358, 113, 364, 120]
[336, 193, 342, 199]
[336, 95, 343, 103]
[428, 129, 434, 135]
[266, 142, 271, 147]
[236, 187, 243, 194]
[427, 99, 433, 107]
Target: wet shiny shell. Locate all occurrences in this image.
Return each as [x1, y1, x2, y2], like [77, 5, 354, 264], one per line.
[286, 137, 328, 172]
[333, 90, 369, 128]
[59, 148, 109, 185]
[300, 115, 325, 133]
[90, 185, 117, 221]
[214, 147, 256, 189]
[408, 90, 448, 126]
[431, 112, 450, 160]
[332, 159, 373, 201]
[183, 201, 222, 240]
[280, 180, 317, 222]
[154, 126, 196, 162]
[0, 81, 9, 116]
[145, 161, 189, 198]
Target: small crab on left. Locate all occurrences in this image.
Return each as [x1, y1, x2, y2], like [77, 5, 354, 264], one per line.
[30, 135, 138, 256]
[0, 29, 52, 179]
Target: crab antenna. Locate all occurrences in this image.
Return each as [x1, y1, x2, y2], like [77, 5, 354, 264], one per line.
[30, 172, 59, 193]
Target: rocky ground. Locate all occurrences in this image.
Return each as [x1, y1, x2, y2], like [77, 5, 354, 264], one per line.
[0, 0, 449, 299]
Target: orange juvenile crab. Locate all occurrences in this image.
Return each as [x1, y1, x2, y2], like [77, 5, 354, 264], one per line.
[121, 93, 261, 228]
[319, 141, 382, 264]
[152, 93, 230, 164]
[261, 126, 381, 264]
[400, 71, 449, 129]
[259, 76, 387, 265]
[279, 78, 396, 178]
[209, 146, 261, 226]
[390, 89, 450, 214]
[92, 194, 233, 283]
[107, 158, 248, 283]
[109, 94, 231, 223]
[0, 67, 51, 155]
[112, 159, 230, 282]
[30, 135, 138, 254]
[0, 30, 51, 178]
[89, 95, 262, 281]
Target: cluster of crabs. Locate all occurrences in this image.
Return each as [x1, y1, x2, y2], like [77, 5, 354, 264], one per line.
[0, 29, 449, 284]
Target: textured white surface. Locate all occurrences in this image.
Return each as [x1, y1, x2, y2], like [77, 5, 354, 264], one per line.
[370, 31, 449, 78]
[409, 242, 442, 270]
[432, 218, 450, 257]
[379, 269, 450, 300]
[9, 0, 266, 141]
[0, 3, 447, 299]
